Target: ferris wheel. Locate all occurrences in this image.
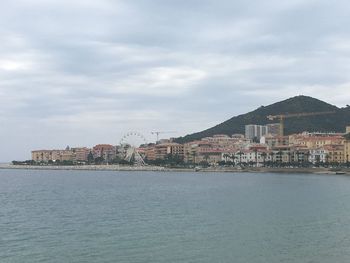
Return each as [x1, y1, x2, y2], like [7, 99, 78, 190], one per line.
[119, 132, 148, 166]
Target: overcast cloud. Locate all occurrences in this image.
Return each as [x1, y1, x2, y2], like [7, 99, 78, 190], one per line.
[1, 0, 350, 161]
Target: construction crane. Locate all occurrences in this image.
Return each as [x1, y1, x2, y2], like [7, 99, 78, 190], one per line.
[267, 111, 336, 136]
[151, 131, 177, 142]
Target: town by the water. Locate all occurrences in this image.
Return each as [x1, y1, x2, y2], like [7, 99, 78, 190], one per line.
[8, 122, 350, 174]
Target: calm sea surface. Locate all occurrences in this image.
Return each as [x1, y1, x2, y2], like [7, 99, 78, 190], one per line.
[1, 170, 350, 263]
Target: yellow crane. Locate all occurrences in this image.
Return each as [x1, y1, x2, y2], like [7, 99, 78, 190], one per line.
[267, 111, 336, 136]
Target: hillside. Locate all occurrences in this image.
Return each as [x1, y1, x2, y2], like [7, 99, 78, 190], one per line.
[175, 96, 350, 143]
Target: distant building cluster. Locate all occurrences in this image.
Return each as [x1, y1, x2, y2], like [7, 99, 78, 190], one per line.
[32, 145, 117, 164]
[245, 123, 281, 140]
[31, 125, 350, 166]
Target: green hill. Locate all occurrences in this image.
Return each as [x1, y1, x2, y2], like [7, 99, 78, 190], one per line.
[175, 96, 350, 143]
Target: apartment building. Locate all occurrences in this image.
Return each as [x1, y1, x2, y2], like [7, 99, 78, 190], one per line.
[325, 145, 345, 163]
[32, 150, 54, 162]
[298, 136, 344, 149]
[31, 149, 82, 163]
[143, 143, 184, 161]
[72, 147, 91, 162]
[344, 139, 350, 163]
[309, 148, 328, 163]
[261, 135, 289, 148]
[196, 147, 224, 164]
[245, 124, 268, 140]
[309, 145, 344, 164]
[201, 134, 238, 147]
[184, 141, 211, 163]
[92, 144, 116, 161]
[245, 123, 281, 140]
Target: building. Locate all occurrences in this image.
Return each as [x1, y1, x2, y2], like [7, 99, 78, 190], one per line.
[166, 143, 184, 158]
[187, 140, 231, 165]
[271, 146, 293, 163]
[60, 151, 74, 161]
[309, 145, 344, 164]
[261, 135, 289, 148]
[31, 149, 76, 163]
[143, 144, 156, 161]
[266, 123, 282, 136]
[289, 147, 310, 163]
[226, 149, 271, 165]
[143, 143, 184, 161]
[31, 145, 111, 163]
[245, 123, 281, 140]
[344, 137, 350, 163]
[184, 141, 212, 164]
[325, 144, 345, 164]
[245, 125, 268, 140]
[154, 144, 168, 160]
[196, 147, 223, 165]
[308, 136, 344, 148]
[201, 134, 238, 147]
[309, 148, 328, 164]
[32, 150, 53, 162]
[291, 134, 344, 149]
[72, 147, 91, 162]
[92, 144, 116, 162]
[232, 134, 245, 139]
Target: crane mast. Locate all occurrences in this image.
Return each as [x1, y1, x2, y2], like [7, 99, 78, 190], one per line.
[151, 131, 176, 143]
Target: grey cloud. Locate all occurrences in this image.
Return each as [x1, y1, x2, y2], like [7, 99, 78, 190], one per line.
[1, 0, 350, 161]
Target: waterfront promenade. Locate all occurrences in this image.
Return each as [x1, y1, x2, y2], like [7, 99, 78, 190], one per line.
[1, 164, 350, 175]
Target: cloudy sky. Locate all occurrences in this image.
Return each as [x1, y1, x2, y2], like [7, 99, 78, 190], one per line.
[1, 0, 350, 161]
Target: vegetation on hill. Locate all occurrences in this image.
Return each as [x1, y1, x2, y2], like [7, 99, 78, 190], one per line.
[176, 96, 350, 143]
[344, 133, 350, 140]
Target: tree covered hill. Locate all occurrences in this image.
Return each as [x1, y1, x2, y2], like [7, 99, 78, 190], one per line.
[175, 96, 350, 143]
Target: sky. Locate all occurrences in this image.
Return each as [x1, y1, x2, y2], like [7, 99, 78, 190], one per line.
[1, 0, 350, 161]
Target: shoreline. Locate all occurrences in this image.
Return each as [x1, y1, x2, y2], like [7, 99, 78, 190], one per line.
[1, 164, 349, 175]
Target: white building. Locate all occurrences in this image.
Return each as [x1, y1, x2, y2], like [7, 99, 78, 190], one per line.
[222, 150, 271, 165]
[245, 125, 268, 140]
[245, 123, 281, 140]
[309, 148, 327, 163]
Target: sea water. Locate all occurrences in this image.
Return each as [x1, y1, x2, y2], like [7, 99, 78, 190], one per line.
[1, 169, 350, 263]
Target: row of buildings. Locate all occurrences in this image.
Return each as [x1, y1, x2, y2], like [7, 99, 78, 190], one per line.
[31, 126, 350, 166]
[140, 126, 350, 165]
[31, 144, 117, 163]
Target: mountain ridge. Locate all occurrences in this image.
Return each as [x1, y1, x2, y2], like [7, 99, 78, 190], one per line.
[175, 95, 350, 143]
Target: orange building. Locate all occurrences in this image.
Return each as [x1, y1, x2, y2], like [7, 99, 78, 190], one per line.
[144, 143, 184, 161]
[92, 144, 116, 161]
